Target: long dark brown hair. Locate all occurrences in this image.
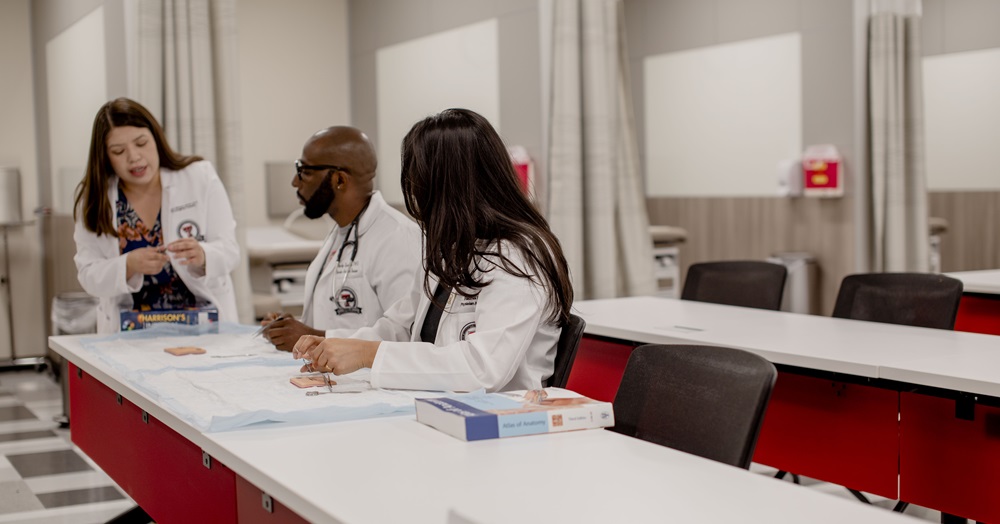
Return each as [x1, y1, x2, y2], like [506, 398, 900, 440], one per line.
[74, 98, 202, 236]
[400, 108, 573, 324]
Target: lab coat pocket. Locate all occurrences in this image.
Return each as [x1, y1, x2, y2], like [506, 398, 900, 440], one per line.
[330, 262, 365, 316]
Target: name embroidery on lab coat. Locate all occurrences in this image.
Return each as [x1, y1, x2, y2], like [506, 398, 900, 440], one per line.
[177, 220, 205, 241]
[170, 201, 196, 212]
[332, 287, 363, 315]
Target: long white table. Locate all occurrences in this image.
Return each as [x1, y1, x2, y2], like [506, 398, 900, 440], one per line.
[569, 296, 1000, 522]
[574, 296, 1000, 391]
[947, 269, 1000, 295]
[50, 334, 916, 524]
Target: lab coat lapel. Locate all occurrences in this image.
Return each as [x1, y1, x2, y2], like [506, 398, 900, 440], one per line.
[302, 226, 339, 324]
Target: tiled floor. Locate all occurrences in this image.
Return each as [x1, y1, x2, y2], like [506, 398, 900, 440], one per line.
[0, 368, 948, 523]
[748, 464, 940, 522]
[0, 369, 135, 524]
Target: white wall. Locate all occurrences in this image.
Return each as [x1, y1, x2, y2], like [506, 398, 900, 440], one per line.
[375, 19, 501, 205]
[643, 33, 802, 197]
[45, 5, 108, 215]
[237, 0, 351, 227]
[0, 0, 44, 359]
[924, 46, 1000, 191]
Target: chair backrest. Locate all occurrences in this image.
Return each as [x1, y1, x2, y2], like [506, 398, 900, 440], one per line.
[610, 344, 777, 469]
[832, 272, 963, 330]
[681, 261, 787, 311]
[546, 314, 586, 388]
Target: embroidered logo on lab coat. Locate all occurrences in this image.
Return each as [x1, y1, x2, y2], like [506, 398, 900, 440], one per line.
[460, 322, 476, 341]
[333, 287, 362, 315]
[177, 220, 205, 241]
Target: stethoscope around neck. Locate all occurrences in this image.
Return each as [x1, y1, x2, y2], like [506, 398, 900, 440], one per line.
[328, 206, 366, 302]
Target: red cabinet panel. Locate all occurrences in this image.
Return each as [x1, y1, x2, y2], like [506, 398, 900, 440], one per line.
[954, 294, 1000, 336]
[236, 476, 310, 524]
[900, 392, 1000, 523]
[564, 336, 636, 403]
[754, 372, 900, 499]
[69, 364, 237, 524]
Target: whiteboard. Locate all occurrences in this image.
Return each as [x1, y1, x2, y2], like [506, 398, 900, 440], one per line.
[644, 33, 802, 197]
[924, 47, 1000, 191]
[376, 19, 500, 205]
[46, 6, 107, 215]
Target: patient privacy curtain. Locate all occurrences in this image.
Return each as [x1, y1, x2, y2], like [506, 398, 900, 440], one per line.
[868, 1, 929, 272]
[127, 0, 253, 321]
[547, 0, 656, 299]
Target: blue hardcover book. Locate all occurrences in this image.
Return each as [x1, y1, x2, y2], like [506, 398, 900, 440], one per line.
[415, 388, 614, 441]
[120, 305, 219, 331]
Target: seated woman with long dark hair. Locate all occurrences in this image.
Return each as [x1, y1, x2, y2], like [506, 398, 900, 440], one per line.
[293, 108, 573, 392]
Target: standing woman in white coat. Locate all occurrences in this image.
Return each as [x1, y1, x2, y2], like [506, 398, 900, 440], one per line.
[73, 98, 240, 333]
[294, 108, 574, 392]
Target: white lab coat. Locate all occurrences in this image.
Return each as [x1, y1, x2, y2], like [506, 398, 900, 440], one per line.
[74, 161, 240, 333]
[301, 191, 421, 335]
[334, 241, 561, 393]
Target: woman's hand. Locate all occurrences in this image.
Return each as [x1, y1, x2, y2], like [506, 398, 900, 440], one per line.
[293, 336, 380, 375]
[125, 246, 169, 278]
[166, 238, 205, 270]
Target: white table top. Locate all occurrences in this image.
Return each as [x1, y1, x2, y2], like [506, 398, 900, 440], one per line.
[575, 296, 1000, 396]
[246, 226, 323, 265]
[50, 334, 916, 524]
[946, 269, 1000, 295]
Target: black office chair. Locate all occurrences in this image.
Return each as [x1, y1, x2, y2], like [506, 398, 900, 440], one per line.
[681, 261, 788, 311]
[609, 344, 777, 469]
[826, 272, 963, 511]
[546, 314, 586, 388]
[833, 272, 964, 330]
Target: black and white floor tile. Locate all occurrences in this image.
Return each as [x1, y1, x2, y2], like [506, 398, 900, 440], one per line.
[0, 369, 134, 524]
[0, 369, 948, 524]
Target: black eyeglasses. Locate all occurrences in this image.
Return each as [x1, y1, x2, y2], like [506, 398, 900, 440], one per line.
[295, 160, 348, 181]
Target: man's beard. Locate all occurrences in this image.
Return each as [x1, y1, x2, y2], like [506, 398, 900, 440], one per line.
[301, 172, 334, 219]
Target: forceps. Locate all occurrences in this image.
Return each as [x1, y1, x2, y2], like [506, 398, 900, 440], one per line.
[305, 374, 340, 396]
[300, 355, 334, 394]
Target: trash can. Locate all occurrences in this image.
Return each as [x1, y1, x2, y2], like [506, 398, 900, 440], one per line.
[50, 292, 98, 428]
[767, 252, 819, 315]
[51, 292, 98, 335]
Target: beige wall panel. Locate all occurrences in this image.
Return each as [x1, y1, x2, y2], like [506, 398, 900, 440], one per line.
[647, 195, 855, 316]
[929, 191, 1000, 272]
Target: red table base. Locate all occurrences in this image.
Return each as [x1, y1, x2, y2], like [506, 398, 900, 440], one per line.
[900, 392, 1000, 523]
[954, 293, 1000, 336]
[236, 476, 309, 524]
[71, 363, 311, 523]
[70, 363, 238, 524]
[753, 373, 899, 499]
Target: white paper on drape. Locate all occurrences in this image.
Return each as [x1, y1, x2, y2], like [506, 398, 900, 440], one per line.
[547, 0, 655, 300]
[868, 1, 929, 273]
[129, 0, 253, 322]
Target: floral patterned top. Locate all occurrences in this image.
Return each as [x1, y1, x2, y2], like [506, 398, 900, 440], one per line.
[116, 189, 197, 311]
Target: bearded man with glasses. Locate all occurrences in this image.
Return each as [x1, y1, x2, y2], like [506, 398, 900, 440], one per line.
[260, 127, 421, 351]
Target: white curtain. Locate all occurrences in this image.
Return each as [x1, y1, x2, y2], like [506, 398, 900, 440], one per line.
[868, 0, 929, 272]
[128, 0, 253, 322]
[547, 0, 655, 300]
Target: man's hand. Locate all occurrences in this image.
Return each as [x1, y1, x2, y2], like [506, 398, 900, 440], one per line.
[263, 316, 323, 352]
